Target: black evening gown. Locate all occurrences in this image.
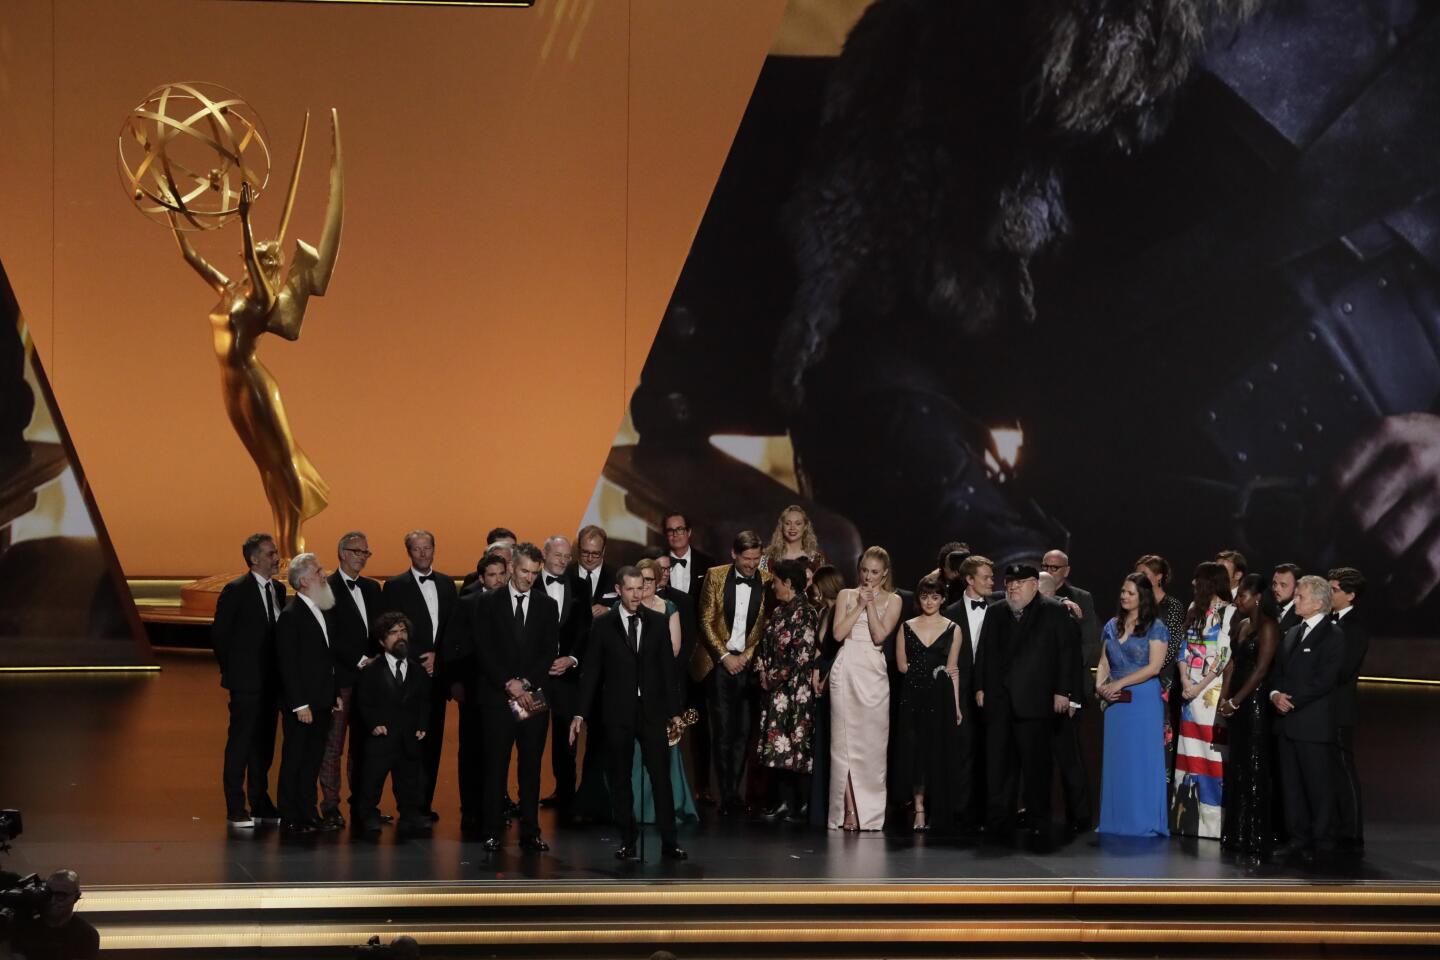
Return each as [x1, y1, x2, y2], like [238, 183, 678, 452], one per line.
[1220, 627, 1272, 860]
[894, 623, 965, 832]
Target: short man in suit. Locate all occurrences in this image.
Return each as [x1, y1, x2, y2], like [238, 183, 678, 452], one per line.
[276, 552, 342, 834]
[1038, 572, 1092, 834]
[1270, 574, 1347, 862]
[318, 530, 382, 828]
[352, 610, 432, 837]
[941, 554, 991, 831]
[571, 566, 687, 860]
[536, 535, 592, 818]
[692, 530, 771, 816]
[661, 512, 716, 799]
[570, 524, 617, 618]
[380, 529, 458, 821]
[1273, 562, 1303, 632]
[212, 532, 286, 828]
[1327, 566, 1370, 851]
[471, 542, 560, 851]
[461, 552, 508, 599]
[973, 563, 1076, 840]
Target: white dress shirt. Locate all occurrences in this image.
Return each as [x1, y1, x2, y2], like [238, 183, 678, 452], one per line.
[291, 591, 330, 713]
[508, 583, 530, 625]
[668, 549, 693, 594]
[542, 572, 579, 667]
[577, 565, 597, 603]
[1272, 611, 1326, 703]
[1334, 605, 1353, 621]
[341, 574, 369, 627]
[412, 568, 440, 642]
[727, 575, 753, 654]
[385, 650, 407, 683]
[619, 605, 643, 695]
[252, 571, 277, 621]
[962, 592, 987, 663]
[1280, 599, 1295, 622]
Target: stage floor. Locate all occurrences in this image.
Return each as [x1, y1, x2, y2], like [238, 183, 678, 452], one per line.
[3, 651, 1439, 889]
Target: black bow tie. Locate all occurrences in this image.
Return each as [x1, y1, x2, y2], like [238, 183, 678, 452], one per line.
[735, 574, 758, 590]
[416, 573, 433, 584]
[545, 575, 565, 586]
[670, 556, 687, 568]
[970, 598, 986, 610]
[1329, 612, 1341, 623]
[345, 579, 360, 591]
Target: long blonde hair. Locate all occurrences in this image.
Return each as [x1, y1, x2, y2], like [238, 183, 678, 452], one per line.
[766, 504, 820, 564]
[858, 545, 894, 591]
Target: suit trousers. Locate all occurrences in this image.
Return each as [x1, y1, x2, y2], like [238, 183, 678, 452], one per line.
[548, 674, 581, 809]
[1278, 733, 1335, 847]
[686, 676, 713, 794]
[1051, 708, 1092, 827]
[222, 690, 279, 815]
[420, 686, 447, 813]
[608, 707, 677, 847]
[985, 702, 1052, 833]
[480, 702, 547, 840]
[706, 665, 754, 805]
[1333, 724, 1363, 844]
[279, 709, 332, 823]
[318, 685, 356, 815]
[353, 728, 425, 825]
[457, 700, 484, 821]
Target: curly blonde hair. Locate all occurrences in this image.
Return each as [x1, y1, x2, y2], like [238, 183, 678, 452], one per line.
[765, 504, 820, 565]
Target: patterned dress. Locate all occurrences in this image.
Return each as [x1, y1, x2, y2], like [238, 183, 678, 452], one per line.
[1171, 602, 1233, 838]
[755, 596, 819, 773]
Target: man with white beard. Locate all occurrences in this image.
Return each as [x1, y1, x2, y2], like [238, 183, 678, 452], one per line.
[276, 552, 344, 834]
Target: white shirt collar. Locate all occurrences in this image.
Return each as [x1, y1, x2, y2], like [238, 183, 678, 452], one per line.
[411, 567, 433, 582]
[298, 591, 321, 615]
[1302, 611, 1326, 630]
[508, 582, 529, 601]
[251, 571, 273, 590]
[384, 651, 404, 670]
[671, 547, 691, 559]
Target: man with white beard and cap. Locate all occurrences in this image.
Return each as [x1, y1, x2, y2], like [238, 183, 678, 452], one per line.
[276, 552, 343, 834]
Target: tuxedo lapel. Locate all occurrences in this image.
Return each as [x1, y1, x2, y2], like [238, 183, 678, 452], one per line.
[722, 568, 737, 630]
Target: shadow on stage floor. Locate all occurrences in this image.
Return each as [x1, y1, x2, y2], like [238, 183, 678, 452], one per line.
[2, 650, 1438, 888]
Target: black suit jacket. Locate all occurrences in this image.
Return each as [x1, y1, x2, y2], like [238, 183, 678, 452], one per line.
[1272, 617, 1346, 743]
[666, 548, 715, 598]
[1332, 608, 1370, 727]
[212, 573, 286, 694]
[940, 599, 980, 702]
[569, 562, 617, 610]
[380, 569, 458, 660]
[471, 586, 560, 707]
[1278, 603, 1303, 635]
[578, 606, 678, 729]
[974, 595, 1073, 719]
[354, 654, 432, 741]
[1055, 581, 1101, 673]
[327, 571, 382, 688]
[541, 571, 593, 665]
[276, 598, 337, 714]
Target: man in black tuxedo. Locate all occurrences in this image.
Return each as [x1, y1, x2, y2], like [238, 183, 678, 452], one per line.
[571, 566, 687, 860]
[1038, 572, 1093, 834]
[570, 524, 617, 618]
[450, 551, 509, 833]
[212, 532, 285, 828]
[973, 563, 1076, 840]
[1270, 574, 1347, 863]
[1327, 566, 1370, 851]
[276, 552, 342, 834]
[1273, 562, 1303, 632]
[1042, 550, 1100, 678]
[352, 610, 432, 836]
[661, 512, 716, 800]
[461, 527, 516, 591]
[941, 554, 990, 831]
[380, 529, 458, 821]
[461, 552, 508, 599]
[535, 535, 592, 818]
[318, 530, 382, 828]
[471, 542, 560, 851]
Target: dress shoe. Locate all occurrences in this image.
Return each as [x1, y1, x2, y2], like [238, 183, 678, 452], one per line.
[379, 814, 395, 825]
[227, 812, 254, 829]
[520, 835, 550, 853]
[661, 844, 688, 860]
[397, 818, 434, 840]
[355, 818, 383, 836]
[761, 803, 789, 821]
[695, 790, 717, 806]
[282, 820, 316, 834]
[502, 797, 521, 817]
[424, 810, 441, 824]
[250, 799, 282, 824]
[539, 794, 561, 809]
[1269, 842, 1312, 863]
[715, 802, 736, 818]
[614, 844, 637, 860]
[320, 812, 347, 830]
[482, 837, 502, 852]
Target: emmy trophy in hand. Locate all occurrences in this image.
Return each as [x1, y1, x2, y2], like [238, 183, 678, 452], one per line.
[118, 82, 343, 613]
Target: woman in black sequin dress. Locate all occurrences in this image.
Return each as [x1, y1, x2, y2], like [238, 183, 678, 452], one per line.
[1218, 573, 1280, 864]
[894, 576, 965, 833]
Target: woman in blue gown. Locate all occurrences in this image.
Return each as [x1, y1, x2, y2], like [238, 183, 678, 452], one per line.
[1095, 572, 1171, 837]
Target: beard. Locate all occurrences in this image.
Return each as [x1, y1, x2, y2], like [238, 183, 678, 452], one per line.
[392, 640, 410, 659]
[312, 581, 337, 611]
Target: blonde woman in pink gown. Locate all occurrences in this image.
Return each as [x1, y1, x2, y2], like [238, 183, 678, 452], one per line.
[828, 546, 901, 830]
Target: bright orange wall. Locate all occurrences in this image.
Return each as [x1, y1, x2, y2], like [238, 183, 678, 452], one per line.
[0, 0, 786, 576]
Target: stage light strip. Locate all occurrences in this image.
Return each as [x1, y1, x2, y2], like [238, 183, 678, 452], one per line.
[0, 665, 161, 673]
[83, 881, 1440, 912]
[89, 919, 1440, 950]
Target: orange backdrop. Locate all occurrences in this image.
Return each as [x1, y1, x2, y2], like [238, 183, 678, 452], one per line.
[0, 0, 786, 577]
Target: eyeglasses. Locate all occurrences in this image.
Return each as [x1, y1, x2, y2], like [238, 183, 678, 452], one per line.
[664, 526, 689, 535]
[579, 550, 604, 561]
[642, 576, 656, 584]
[1040, 562, 1067, 572]
[344, 548, 373, 557]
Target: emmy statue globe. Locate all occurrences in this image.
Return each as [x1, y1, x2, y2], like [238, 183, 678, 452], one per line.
[118, 82, 343, 612]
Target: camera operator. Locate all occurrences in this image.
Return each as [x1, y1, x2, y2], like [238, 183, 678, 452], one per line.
[12, 871, 98, 960]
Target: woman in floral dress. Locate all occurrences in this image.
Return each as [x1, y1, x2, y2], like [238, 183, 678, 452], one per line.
[754, 558, 820, 823]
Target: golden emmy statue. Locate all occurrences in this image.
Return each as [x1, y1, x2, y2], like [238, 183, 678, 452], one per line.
[119, 82, 344, 561]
